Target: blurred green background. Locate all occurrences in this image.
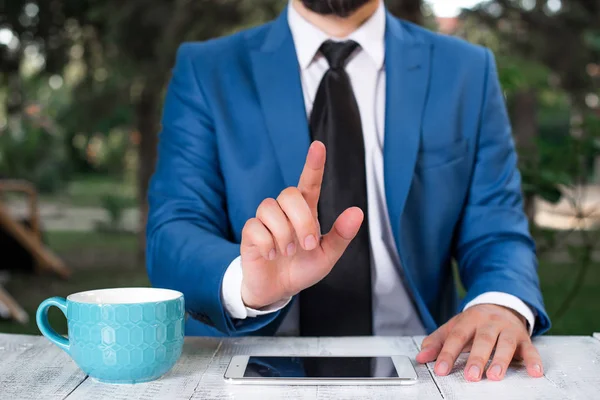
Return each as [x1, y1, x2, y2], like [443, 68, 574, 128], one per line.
[0, 0, 599, 336]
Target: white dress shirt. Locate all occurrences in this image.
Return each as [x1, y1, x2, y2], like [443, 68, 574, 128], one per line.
[220, 1, 535, 337]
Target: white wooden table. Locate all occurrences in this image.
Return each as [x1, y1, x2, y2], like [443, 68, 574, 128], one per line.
[2, 333, 600, 400]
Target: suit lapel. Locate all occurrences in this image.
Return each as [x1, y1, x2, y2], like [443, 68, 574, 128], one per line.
[249, 10, 431, 239]
[383, 15, 431, 242]
[249, 10, 310, 188]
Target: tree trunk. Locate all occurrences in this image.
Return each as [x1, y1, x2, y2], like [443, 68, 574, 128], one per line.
[512, 90, 538, 222]
[386, 0, 424, 26]
[135, 83, 161, 263]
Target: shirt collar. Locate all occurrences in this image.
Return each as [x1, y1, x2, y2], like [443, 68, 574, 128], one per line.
[287, 0, 386, 70]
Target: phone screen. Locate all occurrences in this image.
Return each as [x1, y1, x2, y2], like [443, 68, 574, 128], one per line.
[244, 356, 399, 378]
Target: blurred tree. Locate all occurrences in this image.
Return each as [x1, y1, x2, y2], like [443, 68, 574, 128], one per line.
[63, 0, 283, 258]
[461, 1, 600, 323]
[0, 0, 91, 133]
[466, 0, 599, 115]
[1, 0, 284, 256]
[458, 2, 600, 219]
[0, 118, 69, 193]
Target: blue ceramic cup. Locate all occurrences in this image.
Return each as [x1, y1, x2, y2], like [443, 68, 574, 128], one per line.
[36, 287, 185, 384]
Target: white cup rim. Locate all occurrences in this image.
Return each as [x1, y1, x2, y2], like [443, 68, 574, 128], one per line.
[67, 287, 183, 304]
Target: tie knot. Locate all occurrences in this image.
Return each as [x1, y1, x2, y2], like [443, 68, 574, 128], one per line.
[319, 40, 359, 70]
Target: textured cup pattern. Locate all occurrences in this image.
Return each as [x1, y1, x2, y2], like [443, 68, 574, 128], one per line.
[67, 297, 185, 384]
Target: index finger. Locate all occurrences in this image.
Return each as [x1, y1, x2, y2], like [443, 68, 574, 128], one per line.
[297, 141, 326, 216]
[416, 322, 451, 363]
[417, 321, 452, 364]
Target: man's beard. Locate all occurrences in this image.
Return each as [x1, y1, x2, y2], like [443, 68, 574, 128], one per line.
[300, 0, 372, 17]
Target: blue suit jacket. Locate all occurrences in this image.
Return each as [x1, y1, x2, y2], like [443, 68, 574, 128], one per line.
[146, 8, 551, 337]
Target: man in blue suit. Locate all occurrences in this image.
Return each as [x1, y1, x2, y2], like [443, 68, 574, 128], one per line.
[146, 0, 550, 382]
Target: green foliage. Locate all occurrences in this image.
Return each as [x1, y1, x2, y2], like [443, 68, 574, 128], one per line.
[497, 56, 554, 93]
[68, 128, 133, 177]
[584, 31, 600, 51]
[461, 1, 600, 322]
[520, 164, 565, 205]
[466, 0, 599, 107]
[520, 113, 600, 204]
[100, 194, 131, 229]
[62, 175, 136, 208]
[100, 129, 132, 176]
[0, 121, 71, 193]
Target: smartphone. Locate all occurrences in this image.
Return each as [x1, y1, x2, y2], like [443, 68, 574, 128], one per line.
[224, 355, 418, 385]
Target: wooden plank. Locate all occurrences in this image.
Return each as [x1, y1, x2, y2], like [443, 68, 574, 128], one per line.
[0, 204, 70, 278]
[535, 336, 600, 400]
[0, 179, 41, 240]
[66, 338, 221, 400]
[0, 333, 39, 358]
[413, 335, 600, 400]
[0, 285, 29, 324]
[193, 337, 442, 400]
[4, 335, 600, 399]
[0, 334, 86, 400]
[314, 336, 442, 400]
[192, 337, 320, 399]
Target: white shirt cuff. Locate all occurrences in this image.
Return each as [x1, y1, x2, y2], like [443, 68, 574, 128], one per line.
[221, 255, 292, 319]
[463, 291, 536, 336]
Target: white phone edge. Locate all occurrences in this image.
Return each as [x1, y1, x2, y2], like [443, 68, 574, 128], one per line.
[223, 355, 418, 386]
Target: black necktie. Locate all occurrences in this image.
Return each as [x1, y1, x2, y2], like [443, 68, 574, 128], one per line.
[299, 40, 373, 337]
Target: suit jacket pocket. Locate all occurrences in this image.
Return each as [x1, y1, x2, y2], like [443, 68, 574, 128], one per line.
[417, 138, 468, 170]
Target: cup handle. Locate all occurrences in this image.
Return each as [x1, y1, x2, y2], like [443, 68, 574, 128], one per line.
[36, 297, 70, 353]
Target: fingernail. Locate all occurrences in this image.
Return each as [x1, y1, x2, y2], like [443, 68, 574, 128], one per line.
[436, 361, 449, 375]
[489, 364, 502, 377]
[268, 249, 276, 260]
[532, 364, 542, 375]
[304, 235, 317, 250]
[468, 365, 480, 380]
[286, 242, 296, 256]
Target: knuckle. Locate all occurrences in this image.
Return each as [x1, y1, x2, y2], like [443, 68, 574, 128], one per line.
[489, 313, 504, 323]
[257, 198, 278, 218]
[519, 339, 533, 350]
[492, 356, 511, 367]
[449, 329, 469, 343]
[278, 186, 301, 201]
[468, 355, 487, 366]
[483, 322, 496, 331]
[438, 351, 454, 361]
[469, 306, 485, 318]
[242, 221, 272, 249]
[519, 342, 539, 359]
[256, 236, 273, 249]
[300, 179, 320, 193]
[245, 224, 270, 246]
[262, 197, 279, 208]
[476, 332, 497, 345]
[243, 218, 260, 233]
[524, 347, 540, 359]
[498, 335, 517, 348]
[305, 182, 320, 192]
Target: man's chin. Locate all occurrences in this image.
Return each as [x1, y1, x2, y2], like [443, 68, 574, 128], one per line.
[299, 0, 372, 17]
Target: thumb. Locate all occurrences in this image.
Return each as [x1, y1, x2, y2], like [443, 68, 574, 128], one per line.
[416, 323, 451, 364]
[320, 207, 364, 265]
